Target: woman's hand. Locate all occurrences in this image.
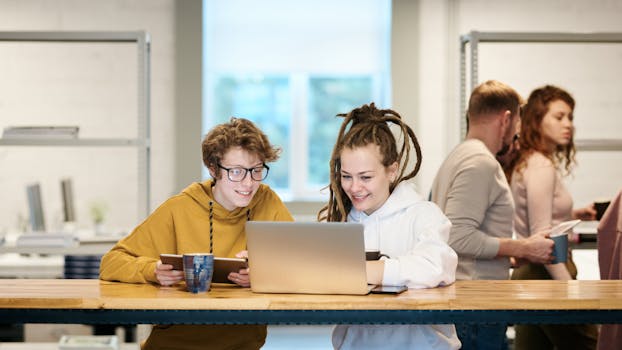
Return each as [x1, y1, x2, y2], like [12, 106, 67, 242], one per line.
[572, 204, 597, 221]
[228, 250, 250, 287]
[155, 260, 184, 286]
[510, 256, 527, 268]
[366, 260, 385, 285]
[544, 262, 572, 280]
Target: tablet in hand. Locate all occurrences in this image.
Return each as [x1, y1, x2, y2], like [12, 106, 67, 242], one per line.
[160, 253, 183, 270]
[213, 257, 248, 284]
[551, 219, 581, 237]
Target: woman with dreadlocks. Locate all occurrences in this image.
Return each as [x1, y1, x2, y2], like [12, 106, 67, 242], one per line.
[319, 103, 459, 349]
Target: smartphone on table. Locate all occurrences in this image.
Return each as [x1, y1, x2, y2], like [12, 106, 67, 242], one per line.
[370, 285, 408, 294]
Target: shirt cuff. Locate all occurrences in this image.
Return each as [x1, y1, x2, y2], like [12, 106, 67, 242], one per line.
[381, 258, 401, 286]
[144, 261, 159, 283]
[481, 235, 501, 259]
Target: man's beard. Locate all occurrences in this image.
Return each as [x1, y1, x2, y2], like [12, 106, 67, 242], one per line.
[496, 141, 511, 157]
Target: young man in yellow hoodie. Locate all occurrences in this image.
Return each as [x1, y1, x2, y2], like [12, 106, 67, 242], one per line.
[100, 117, 294, 350]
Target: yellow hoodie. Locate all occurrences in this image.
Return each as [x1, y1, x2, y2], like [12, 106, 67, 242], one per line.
[100, 180, 293, 350]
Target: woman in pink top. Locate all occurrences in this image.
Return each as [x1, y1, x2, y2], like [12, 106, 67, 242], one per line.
[510, 85, 598, 349]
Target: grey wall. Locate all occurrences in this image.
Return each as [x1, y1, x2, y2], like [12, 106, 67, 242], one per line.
[174, 0, 203, 194]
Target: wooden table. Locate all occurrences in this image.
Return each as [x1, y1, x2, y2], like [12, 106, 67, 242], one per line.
[1, 279, 622, 325]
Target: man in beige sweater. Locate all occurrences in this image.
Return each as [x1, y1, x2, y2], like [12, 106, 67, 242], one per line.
[430, 80, 554, 350]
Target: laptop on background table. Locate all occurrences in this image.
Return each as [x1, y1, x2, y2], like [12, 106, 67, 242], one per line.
[246, 221, 371, 295]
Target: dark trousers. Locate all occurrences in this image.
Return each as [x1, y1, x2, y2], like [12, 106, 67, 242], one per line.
[456, 323, 508, 350]
[512, 261, 598, 350]
[513, 323, 597, 350]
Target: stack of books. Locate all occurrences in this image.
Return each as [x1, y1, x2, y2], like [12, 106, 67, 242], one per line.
[2, 126, 79, 139]
[64, 255, 103, 279]
[16, 233, 79, 248]
[59, 335, 119, 350]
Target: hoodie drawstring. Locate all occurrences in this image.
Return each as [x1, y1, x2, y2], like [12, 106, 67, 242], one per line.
[207, 202, 251, 254]
[209, 201, 214, 254]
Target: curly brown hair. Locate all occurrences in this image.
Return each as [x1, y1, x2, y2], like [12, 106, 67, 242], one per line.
[317, 103, 422, 222]
[202, 117, 281, 180]
[513, 85, 576, 177]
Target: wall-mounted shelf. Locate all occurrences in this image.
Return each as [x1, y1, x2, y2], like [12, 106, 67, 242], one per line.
[0, 31, 151, 219]
[575, 139, 622, 151]
[0, 138, 148, 147]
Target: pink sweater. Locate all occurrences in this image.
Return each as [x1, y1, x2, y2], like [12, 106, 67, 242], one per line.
[511, 152, 573, 239]
[597, 188, 622, 350]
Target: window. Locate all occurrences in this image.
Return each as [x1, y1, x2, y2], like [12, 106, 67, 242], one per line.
[203, 0, 391, 200]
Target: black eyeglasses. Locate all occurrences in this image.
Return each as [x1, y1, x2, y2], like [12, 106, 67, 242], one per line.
[217, 163, 270, 182]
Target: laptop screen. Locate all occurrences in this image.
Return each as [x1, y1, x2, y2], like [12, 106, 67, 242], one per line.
[246, 221, 370, 295]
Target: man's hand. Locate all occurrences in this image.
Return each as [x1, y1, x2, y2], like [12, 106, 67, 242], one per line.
[521, 231, 554, 264]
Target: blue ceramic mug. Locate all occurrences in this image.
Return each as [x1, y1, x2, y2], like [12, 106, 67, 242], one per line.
[182, 253, 214, 293]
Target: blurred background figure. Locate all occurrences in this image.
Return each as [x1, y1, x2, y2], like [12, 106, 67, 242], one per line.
[509, 85, 598, 350]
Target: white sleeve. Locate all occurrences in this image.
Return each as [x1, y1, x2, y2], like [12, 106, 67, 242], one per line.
[382, 203, 458, 288]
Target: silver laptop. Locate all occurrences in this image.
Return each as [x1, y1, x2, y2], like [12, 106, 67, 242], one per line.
[246, 221, 370, 295]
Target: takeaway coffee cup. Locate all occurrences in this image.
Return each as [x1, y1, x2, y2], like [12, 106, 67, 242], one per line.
[183, 253, 214, 293]
[550, 233, 568, 264]
[594, 200, 611, 221]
